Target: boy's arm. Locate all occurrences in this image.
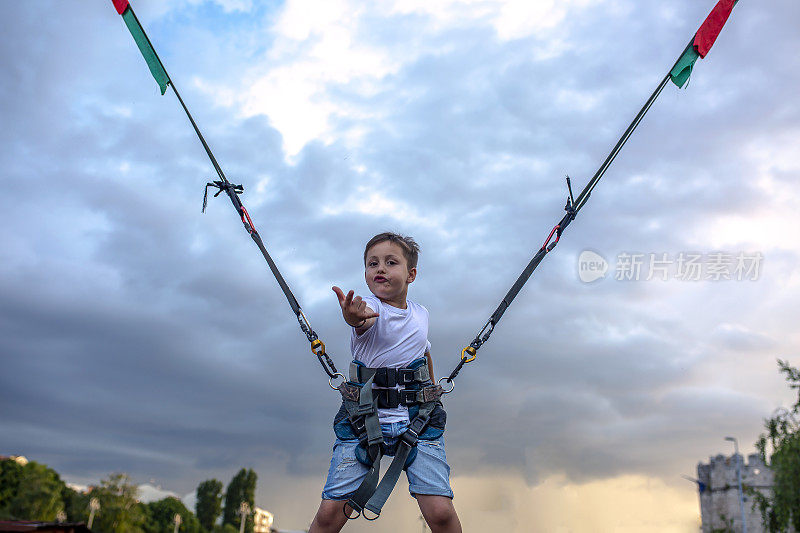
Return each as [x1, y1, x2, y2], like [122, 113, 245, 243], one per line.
[425, 351, 435, 382]
[353, 310, 376, 335]
[332, 286, 379, 332]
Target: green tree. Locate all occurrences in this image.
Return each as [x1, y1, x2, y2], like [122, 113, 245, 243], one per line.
[89, 473, 146, 533]
[4, 461, 66, 521]
[754, 359, 800, 532]
[63, 485, 90, 524]
[143, 496, 201, 533]
[211, 525, 238, 533]
[196, 479, 224, 531]
[222, 469, 256, 533]
[0, 459, 24, 519]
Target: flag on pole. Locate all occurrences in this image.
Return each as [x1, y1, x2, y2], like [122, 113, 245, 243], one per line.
[670, 0, 738, 88]
[111, 0, 170, 95]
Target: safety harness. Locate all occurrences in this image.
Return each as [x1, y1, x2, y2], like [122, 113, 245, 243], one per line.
[335, 358, 444, 519]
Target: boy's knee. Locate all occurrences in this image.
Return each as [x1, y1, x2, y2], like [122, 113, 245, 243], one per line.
[311, 500, 348, 532]
[418, 495, 459, 529]
[428, 507, 457, 528]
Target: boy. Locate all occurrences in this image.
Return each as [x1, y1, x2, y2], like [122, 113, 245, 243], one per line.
[309, 232, 462, 533]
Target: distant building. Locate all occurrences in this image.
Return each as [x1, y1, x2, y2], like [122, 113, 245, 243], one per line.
[253, 507, 274, 533]
[0, 455, 29, 466]
[697, 453, 773, 532]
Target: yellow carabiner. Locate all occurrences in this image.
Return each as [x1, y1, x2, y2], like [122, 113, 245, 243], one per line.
[461, 346, 477, 364]
[311, 338, 326, 356]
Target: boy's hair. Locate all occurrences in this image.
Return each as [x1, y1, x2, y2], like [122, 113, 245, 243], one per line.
[364, 232, 420, 270]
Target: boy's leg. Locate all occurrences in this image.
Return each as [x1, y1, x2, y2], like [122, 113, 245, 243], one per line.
[416, 495, 462, 533]
[406, 436, 460, 532]
[309, 500, 350, 533]
[315, 437, 369, 532]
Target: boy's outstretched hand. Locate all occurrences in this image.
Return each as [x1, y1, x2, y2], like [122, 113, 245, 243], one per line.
[332, 286, 379, 329]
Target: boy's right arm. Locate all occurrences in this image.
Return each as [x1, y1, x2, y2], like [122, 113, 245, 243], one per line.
[332, 286, 379, 333]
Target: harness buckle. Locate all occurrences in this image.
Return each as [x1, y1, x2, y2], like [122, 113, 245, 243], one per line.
[356, 402, 375, 416]
[407, 414, 429, 436]
[398, 368, 416, 384]
[349, 415, 367, 434]
[400, 429, 419, 447]
[400, 389, 421, 405]
[401, 414, 429, 447]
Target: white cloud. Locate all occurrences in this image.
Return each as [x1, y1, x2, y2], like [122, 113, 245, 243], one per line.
[389, 0, 600, 40]
[321, 188, 448, 231]
[237, 0, 399, 155]
[138, 483, 180, 503]
[228, 0, 601, 156]
[706, 129, 800, 249]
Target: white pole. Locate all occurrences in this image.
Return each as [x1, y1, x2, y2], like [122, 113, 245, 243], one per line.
[725, 436, 747, 533]
[238, 501, 251, 533]
[87, 497, 100, 529]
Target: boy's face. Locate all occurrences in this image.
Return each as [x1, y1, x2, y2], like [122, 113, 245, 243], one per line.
[364, 240, 416, 304]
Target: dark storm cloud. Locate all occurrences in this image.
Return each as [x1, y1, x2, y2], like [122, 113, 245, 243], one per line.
[1, 2, 798, 524]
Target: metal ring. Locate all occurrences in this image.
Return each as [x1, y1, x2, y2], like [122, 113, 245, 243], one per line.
[437, 377, 455, 394]
[343, 504, 360, 520]
[363, 509, 380, 521]
[329, 373, 345, 390]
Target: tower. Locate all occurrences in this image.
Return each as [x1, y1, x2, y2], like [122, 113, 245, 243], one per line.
[697, 453, 773, 532]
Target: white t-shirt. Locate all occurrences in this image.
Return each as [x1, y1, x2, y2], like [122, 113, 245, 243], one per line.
[351, 294, 431, 423]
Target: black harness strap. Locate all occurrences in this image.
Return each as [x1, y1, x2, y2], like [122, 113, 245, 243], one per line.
[363, 404, 434, 517]
[342, 374, 384, 518]
[350, 364, 431, 387]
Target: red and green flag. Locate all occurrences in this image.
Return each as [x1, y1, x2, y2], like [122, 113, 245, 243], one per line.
[670, 0, 739, 88]
[112, 0, 170, 95]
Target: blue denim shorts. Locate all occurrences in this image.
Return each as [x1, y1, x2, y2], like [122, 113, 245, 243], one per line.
[321, 421, 454, 500]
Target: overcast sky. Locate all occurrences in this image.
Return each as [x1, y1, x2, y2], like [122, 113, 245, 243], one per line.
[1, 0, 799, 531]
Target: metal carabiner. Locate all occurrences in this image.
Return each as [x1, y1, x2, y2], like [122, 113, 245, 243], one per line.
[310, 338, 326, 356]
[461, 345, 477, 364]
[541, 223, 561, 251]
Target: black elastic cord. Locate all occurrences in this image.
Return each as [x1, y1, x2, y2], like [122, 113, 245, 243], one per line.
[573, 74, 670, 213]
